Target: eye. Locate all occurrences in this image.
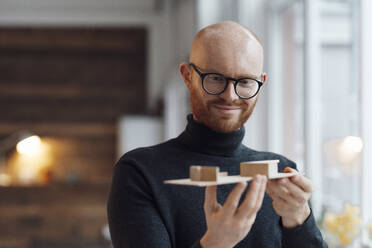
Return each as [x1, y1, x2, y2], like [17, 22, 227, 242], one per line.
[210, 75, 224, 81]
[205, 74, 226, 84]
[238, 79, 256, 87]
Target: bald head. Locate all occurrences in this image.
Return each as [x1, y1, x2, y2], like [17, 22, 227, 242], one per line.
[189, 21, 264, 78]
[179, 21, 266, 133]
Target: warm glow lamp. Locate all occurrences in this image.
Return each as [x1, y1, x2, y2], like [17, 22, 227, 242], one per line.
[324, 135, 364, 170]
[16, 135, 42, 156]
[0, 131, 41, 186]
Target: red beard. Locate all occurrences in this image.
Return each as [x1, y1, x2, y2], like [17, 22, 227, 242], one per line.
[189, 88, 258, 133]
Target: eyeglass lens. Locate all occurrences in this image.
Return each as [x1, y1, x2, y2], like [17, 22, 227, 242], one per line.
[203, 74, 259, 98]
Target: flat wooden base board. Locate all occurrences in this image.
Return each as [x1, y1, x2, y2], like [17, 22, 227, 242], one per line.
[164, 172, 298, 187]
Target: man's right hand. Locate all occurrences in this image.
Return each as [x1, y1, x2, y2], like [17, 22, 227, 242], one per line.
[200, 175, 267, 248]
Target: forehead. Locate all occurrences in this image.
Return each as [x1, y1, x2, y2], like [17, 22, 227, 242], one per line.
[196, 38, 263, 78]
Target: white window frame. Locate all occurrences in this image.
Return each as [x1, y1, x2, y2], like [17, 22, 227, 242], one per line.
[303, 0, 323, 219]
[360, 0, 372, 244]
[267, 0, 323, 219]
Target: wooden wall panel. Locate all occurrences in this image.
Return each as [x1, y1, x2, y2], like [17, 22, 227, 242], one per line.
[0, 184, 111, 248]
[0, 28, 146, 53]
[0, 27, 147, 180]
[0, 27, 147, 247]
[0, 52, 145, 86]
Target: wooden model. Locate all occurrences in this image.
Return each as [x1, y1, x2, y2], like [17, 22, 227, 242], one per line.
[164, 160, 299, 187]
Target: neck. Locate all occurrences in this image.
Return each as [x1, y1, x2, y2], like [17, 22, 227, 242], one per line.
[177, 114, 245, 157]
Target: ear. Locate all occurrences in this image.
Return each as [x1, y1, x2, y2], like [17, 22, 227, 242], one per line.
[179, 63, 192, 90]
[262, 72, 267, 84]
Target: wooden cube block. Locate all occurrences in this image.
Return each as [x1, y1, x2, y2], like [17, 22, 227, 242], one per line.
[190, 166, 219, 181]
[240, 160, 279, 177]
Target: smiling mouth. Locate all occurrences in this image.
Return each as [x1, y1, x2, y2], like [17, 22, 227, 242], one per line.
[214, 105, 240, 110]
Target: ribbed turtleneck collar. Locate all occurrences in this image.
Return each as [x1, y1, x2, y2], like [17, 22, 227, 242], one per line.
[176, 114, 245, 157]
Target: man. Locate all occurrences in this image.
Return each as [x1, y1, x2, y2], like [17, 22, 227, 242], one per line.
[107, 21, 327, 248]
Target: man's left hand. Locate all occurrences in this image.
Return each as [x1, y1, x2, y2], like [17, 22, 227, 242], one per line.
[266, 167, 312, 228]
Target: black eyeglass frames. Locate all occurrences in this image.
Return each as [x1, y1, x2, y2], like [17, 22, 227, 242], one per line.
[189, 63, 263, 99]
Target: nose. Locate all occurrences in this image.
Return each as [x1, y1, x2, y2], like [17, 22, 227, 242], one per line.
[218, 81, 239, 103]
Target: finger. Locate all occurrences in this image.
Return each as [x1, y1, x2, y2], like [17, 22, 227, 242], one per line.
[266, 182, 298, 210]
[271, 182, 292, 200]
[275, 190, 300, 207]
[266, 181, 284, 202]
[279, 178, 309, 204]
[204, 185, 218, 214]
[283, 167, 312, 193]
[265, 179, 278, 196]
[271, 178, 309, 207]
[266, 179, 285, 198]
[222, 182, 247, 216]
[284, 167, 297, 173]
[253, 175, 267, 211]
[269, 193, 285, 205]
[289, 174, 313, 193]
[272, 196, 288, 212]
[235, 175, 263, 219]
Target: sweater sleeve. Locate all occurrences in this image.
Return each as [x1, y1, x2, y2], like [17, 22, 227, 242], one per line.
[107, 158, 172, 248]
[190, 240, 202, 248]
[281, 209, 328, 248]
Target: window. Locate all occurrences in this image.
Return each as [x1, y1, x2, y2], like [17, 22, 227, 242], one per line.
[268, 0, 371, 246]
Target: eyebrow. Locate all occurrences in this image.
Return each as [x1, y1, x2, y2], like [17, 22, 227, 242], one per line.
[202, 67, 260, 80]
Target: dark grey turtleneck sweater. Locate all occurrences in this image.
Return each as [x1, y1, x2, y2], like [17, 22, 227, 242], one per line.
[107, 114, 327, 248]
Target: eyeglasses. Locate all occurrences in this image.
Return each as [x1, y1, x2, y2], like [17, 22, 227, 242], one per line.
[189, 63, 264, 99]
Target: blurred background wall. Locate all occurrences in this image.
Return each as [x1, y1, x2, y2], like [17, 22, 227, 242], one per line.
[0, 0, 371, 247]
